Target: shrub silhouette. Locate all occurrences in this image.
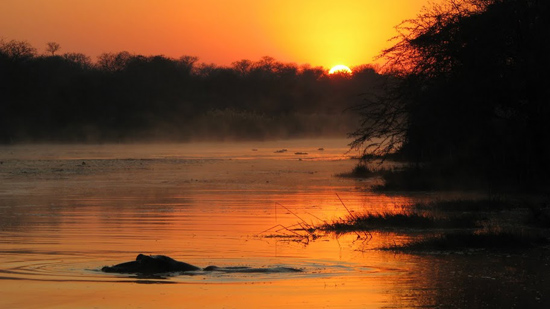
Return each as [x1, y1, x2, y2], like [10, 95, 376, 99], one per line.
[351, 0, 550, 188]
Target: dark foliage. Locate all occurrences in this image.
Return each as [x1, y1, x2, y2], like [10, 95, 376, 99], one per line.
[351, 0, 550, 188]
[526, 202, 550, 228]
[337, 164, 377, 178]
[387, 232, 549, 252]
[0, 41, 384, 143]
[321, 212, 479, 232]
[412, 198, 517, 212]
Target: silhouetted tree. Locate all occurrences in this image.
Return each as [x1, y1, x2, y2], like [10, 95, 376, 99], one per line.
[46, 42, 61, 56]
[97, 51, 133, 72]
[231, 59, 253, 77]
[62, 52, 92, 69]
[177, 55, 198, 75]
[0, 39, 37, 60]
[352, 0, 550, 185]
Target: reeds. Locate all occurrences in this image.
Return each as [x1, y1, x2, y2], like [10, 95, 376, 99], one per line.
[259, 195, 550, 252]
[258, 203, 319, 244]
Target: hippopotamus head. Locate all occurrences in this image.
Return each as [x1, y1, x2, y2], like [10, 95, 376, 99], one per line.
[102, 254, 201, 274]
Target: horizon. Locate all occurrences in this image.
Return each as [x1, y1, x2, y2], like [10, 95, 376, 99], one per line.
[0, 0, 438, 69]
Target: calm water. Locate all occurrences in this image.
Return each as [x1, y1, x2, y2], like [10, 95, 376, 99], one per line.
[1, 139, 548, 308]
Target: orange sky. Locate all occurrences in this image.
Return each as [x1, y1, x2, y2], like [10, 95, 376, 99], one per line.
[0, 0, 437, 68]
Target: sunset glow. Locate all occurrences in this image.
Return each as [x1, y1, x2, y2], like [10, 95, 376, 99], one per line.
[329, 65, 353, 74]
[0, 0, 438, 68]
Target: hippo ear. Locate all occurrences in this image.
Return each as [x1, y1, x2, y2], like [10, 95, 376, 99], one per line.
[136, 254, 147, 261]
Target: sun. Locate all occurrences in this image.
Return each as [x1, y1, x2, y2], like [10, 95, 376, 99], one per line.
[329, 64, 352, 75]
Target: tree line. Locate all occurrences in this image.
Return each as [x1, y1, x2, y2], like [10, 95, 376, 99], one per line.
[0, 40, 384, 143]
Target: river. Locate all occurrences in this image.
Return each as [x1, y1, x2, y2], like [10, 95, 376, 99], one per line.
[1, 139, 548, 308]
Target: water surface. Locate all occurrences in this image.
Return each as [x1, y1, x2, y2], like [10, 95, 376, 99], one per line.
[1, 139, 548, 308]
